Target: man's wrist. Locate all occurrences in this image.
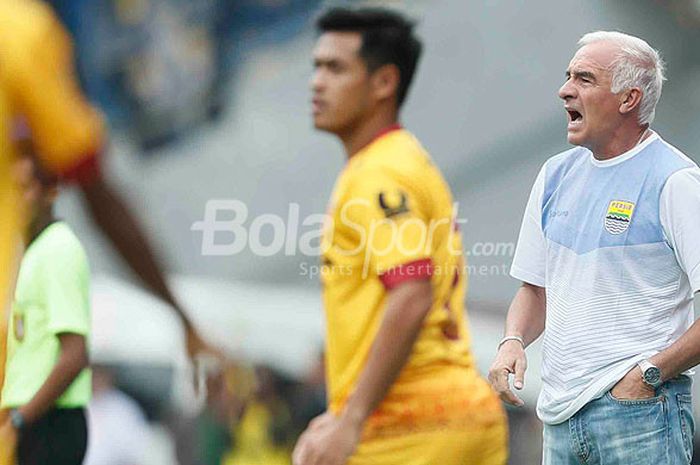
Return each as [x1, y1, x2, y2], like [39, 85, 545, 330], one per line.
[340, 401, 369, 430]
[498, 335, 525, 350]
[646, 355, 674, 383]
[638, 359, 664, 388]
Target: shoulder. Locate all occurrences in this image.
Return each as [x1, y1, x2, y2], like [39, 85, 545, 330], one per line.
[0, 1, 67, 81]
[527, 146, 588, 199]
[0, 1, 59, 44]
[35, 222, 88, 267]
[542, 146, 588, 176]
[652, 137, 698, 173]
[354, 131, 436, 188]
[663, 166, 700, 196]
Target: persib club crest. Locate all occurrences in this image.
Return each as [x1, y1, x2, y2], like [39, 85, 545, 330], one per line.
[604, 200, 635, 235]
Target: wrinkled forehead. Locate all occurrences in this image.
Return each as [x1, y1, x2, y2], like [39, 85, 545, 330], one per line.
[568, 41, 619, 77]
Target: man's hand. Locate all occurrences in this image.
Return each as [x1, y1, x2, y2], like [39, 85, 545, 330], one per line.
[184, 326, 230, 395]
[292, 411, 362, 465]
[488, 340, 527, 407]
[0, 416, 17, 465]
[610, 366, 656, 401]
[185, 326, 223, 363]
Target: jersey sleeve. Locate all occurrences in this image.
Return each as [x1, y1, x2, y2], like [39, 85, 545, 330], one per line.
[6, 2, 104, 184]
[41, 228, 91, 336]
[660, 167, 700, 294]
[510, 164, 547, 287]
[342, 168, 433, 289]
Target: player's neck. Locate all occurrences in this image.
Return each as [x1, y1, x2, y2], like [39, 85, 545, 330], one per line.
[341, 111, 399, 159]
[590, 125, 650, 161]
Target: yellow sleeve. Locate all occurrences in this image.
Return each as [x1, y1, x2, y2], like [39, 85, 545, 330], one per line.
[342, 168, 433, 287]
[6, 2, 104, 180]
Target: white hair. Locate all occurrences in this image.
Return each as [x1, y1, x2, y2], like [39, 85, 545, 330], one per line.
[578, 31, 666, 125]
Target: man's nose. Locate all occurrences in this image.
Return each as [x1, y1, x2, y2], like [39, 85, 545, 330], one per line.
[558, 79, 575, 101]
[310, 70, 324, 93]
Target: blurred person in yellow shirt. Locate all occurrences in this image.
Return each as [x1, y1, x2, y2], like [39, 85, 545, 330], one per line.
[0, 0, 104, 459]
[292, 7, 507, 465]
[0, 0, 222, 461]
[224, 366, 294, 465]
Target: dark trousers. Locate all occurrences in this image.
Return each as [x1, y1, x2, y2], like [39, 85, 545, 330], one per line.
[17, 408, 88, 465]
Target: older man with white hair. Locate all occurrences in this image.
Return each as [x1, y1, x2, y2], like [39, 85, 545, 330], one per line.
[489, 31, 700, 464]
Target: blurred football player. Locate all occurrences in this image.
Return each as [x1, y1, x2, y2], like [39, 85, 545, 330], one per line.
[0, 1, 222, 461]
[293, 7, 507, 465]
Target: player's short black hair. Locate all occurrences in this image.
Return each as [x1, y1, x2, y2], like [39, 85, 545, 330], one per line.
[316, 7, 422, 107]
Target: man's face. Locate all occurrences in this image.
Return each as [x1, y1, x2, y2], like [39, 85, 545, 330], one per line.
[558, 41, 623, 149]
[26, 158, 57, 222]
[310, 32, 372, 133]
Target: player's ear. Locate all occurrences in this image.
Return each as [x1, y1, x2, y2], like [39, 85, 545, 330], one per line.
[619, 87, 642, 116]
[371, 63, 400, 103]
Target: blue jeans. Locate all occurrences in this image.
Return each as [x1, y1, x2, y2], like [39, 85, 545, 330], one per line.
[542, 376, 694, 465]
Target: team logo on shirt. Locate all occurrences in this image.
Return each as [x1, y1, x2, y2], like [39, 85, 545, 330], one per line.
[378, 190, 409, 218]
[13, 313, 25, 342]
[604, 200, 635, 235]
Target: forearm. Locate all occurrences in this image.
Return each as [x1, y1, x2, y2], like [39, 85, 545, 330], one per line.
[342, 280, 432, 426]
[504, 283, 546, 347]
[651, 313, 700, 381]
[80, 177, 192, 330]
[19, 336, 88, 424]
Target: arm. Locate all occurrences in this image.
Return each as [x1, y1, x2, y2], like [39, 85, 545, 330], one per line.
[293, 170, 435, 465]
[8, 4, 217, 362]
[613, 168, 700, 399]
[488, 282, 546, 406]
[651, 169, 700, 381]
[342, 279, 432, 426]
[488, 164, 548, 406]
[78, 173, 215, 360]
[79, 172, 188, 326]
[292, 279, 432, 465]
[650, 311, 700, 382]
[504, 282, 546, 348]
[17, 333, 88, 425]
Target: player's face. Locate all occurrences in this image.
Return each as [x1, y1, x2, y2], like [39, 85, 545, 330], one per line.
[311, 32, 372, 133]
[558, 42, 622, 150]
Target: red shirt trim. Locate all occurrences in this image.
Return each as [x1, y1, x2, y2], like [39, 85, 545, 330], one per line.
[371, 123, 403, 144]
[59, 152, 101, 185]
[379, 258, 433, 290]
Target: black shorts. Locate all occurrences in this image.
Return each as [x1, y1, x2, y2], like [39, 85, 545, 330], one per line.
[17, 408, 88, 465]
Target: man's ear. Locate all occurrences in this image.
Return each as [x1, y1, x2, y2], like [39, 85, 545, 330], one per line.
[370, 63, 400, 103]
[619, 87, 643, 116]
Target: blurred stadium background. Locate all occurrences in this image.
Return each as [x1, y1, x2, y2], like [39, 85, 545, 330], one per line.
[43, 0, 700, 464]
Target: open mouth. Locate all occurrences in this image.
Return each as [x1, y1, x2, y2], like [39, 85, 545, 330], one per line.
[567, 109, 583, 123]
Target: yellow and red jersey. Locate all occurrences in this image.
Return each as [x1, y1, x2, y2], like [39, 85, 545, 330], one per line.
[321, 126, 500, 440]
[0, 0, 105, 415]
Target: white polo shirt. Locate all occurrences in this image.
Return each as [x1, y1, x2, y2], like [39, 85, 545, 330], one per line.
[511, 132, 700, 425]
